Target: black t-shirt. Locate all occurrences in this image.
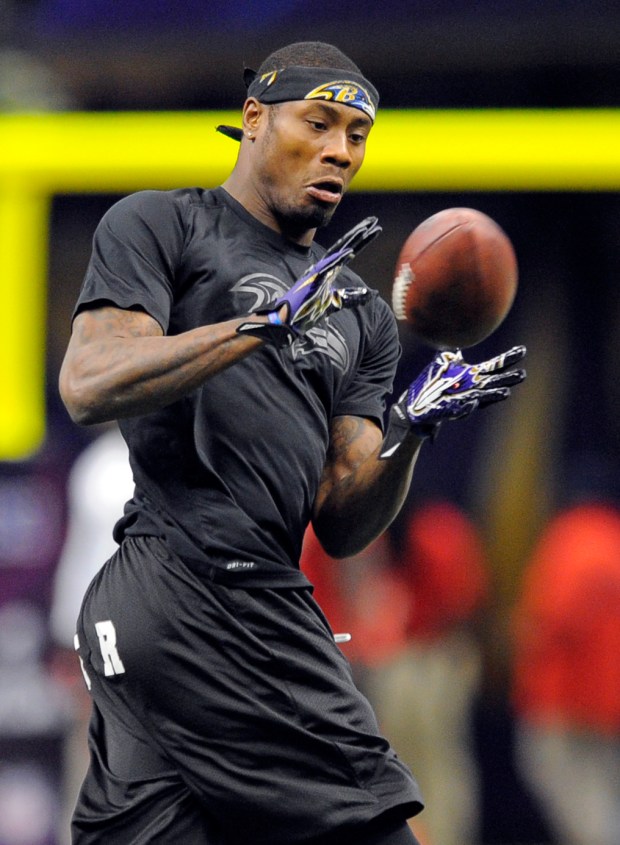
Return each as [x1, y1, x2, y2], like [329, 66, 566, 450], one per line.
[75, 187, 399, 587]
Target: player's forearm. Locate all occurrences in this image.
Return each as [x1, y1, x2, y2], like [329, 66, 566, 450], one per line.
[60, 318, 262, 425]
[313, 425, 423, 557]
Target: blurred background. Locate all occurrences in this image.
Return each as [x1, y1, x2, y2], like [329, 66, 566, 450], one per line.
[1, 1, 619, 844]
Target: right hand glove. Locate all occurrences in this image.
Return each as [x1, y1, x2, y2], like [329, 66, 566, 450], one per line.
[380, 345, 526, 458]
[236, 216, 381, 346]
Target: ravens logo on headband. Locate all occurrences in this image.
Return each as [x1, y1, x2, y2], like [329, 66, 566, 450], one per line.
[304, 81, 376, 121]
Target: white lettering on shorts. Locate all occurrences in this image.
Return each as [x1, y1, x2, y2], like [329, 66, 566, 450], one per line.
[73, 633, 92, 690]
[95, 620, 126, 676]
[225, 560, 256, 570]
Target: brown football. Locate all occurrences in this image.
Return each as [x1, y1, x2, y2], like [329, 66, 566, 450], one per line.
[392, 207, 518, 349]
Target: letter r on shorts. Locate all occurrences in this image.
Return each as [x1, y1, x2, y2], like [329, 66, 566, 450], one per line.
[95, 620, 126, 676]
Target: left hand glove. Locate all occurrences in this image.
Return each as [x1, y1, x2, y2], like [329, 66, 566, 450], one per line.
[237, 216, 381, 346]
[380, 346, 526, 458]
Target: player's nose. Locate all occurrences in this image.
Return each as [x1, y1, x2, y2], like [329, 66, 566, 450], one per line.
[320, 131, 353, 168]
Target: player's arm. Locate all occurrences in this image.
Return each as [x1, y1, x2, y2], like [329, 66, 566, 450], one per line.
[61, 216, 379, 426]
[312, 414, 423, 558]
[313, 346, 527, 558]
[59, 305, 270, 425]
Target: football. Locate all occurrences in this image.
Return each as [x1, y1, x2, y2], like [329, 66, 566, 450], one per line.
[391, 207, 518, 349]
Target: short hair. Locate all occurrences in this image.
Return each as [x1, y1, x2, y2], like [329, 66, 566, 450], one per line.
[256, 42, 362, 76]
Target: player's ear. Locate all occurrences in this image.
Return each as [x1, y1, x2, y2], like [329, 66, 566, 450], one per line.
[242, 98, 264, 139]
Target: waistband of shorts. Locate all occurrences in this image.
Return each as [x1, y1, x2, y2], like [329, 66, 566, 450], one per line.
[127, 534, 313, 590]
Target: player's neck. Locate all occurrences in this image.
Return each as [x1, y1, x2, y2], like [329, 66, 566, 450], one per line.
[221, 174, 316, 247]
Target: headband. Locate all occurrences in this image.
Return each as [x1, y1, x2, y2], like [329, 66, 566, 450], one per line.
[216, 64, 379, 142]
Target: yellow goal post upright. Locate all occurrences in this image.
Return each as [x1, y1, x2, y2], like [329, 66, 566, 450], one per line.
[1, 108, 620, 459]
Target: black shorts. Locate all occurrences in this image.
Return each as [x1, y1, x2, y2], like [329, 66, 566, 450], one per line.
[72, 536, 422, 844]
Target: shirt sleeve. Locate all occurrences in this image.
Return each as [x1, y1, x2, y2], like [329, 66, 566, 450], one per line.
[74, 190, 187, 332]
[334, 293, 401, 430]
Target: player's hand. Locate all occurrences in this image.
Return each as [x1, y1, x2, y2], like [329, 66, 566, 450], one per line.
[237, 216, 381, 346]
[380, 346, 526, 458]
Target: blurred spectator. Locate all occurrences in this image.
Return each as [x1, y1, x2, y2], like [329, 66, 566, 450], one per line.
[301, 526, 410, 685]
[372, 502, 489, 845]
[49, 424, 133, 845]
[301, 499, 490, 845]
[49, 424, 132, 651]
[0, 460, 66, 612]
[511, 491, 620, 845]
[0, 601, 73, 845]
[0, 412, 84, 845]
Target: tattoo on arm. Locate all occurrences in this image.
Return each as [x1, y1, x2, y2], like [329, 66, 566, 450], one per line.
[60, 305, 260, 424]
[314, 414, 420, 556]
[319, 415, 383, 506]
[326, 416, 376, 488]
[73, 306, 163, 343]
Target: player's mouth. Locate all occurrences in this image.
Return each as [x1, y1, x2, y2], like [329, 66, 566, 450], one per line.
[306, 178, 344, 205]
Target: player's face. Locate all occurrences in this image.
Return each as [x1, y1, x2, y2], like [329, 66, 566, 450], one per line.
[252, 100, 371, 235]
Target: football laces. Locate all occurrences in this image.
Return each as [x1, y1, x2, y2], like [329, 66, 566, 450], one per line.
[392, 262, 414, 321]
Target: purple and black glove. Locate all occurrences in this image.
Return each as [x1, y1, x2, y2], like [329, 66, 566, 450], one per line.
[380, 346, 527, 458]
[237, 216, 382, 346]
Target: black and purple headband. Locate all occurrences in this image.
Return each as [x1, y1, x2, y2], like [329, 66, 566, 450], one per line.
[216, 65, 379, 141]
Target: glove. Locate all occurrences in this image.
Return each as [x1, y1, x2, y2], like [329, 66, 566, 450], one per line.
[236, 216, 382, 346]
[380, 345, 526, 458]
